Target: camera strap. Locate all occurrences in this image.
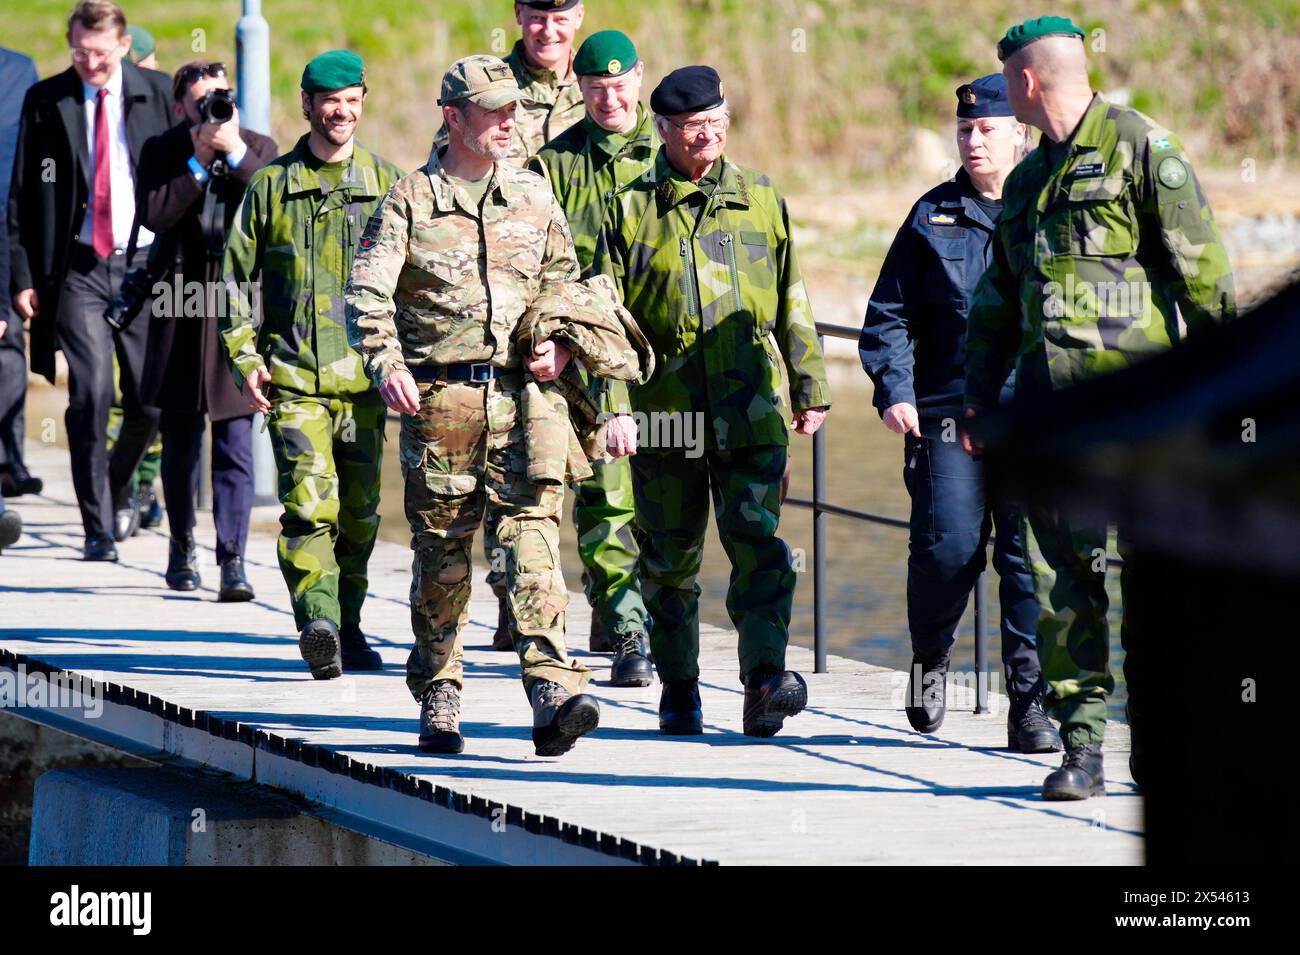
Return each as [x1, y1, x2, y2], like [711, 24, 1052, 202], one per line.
[199, 159, 229, 265]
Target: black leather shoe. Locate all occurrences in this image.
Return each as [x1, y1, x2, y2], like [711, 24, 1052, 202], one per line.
[217, 556, 254, 602]
[0, 510, 21, 551]
[1007, 693, 1063, 753]
[419, 681, 464, 754]
[742, 668, 808, 738]
[658, 679, 703, 735]
[83, 533, 118, 562]
[113, 490, 141, 542]
[0, 471, 41, 497]
[138, 482, 163, 529]
[531, 680, 600, 757]
[904, 653, 948, 734]
[609, 629, 653, 687]
[588, 613, 613, 653]
[299, 619, 342, 680]
[165, 536, 201, 590]
[339, 623, 384, 670]
[1042, 742, 1106, 800]
[490, 597, 514, 651]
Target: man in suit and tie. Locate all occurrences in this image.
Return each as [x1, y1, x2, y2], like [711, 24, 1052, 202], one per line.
[7, 1, 177, 560]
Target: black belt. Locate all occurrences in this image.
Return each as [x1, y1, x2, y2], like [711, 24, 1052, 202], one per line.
[408, 362, 514, 384]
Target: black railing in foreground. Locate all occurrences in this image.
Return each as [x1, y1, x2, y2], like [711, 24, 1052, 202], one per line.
[783, 322, 997, 711]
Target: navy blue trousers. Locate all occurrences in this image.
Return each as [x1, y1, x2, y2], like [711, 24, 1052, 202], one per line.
[903, 416, 1042, 698]
[160, 411, 254, 565]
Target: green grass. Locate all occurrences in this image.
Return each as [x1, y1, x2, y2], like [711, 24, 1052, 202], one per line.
[12, 0, 1300, 183]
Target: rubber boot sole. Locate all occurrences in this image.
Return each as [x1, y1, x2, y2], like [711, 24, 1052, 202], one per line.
[743, 674, 808, 738]
[533, 694, 600, 757]
[419, 730, 465, 754]
[1008, 727, 1063, 753]
[299, 626, 342, 681]
[1041, 778, 1106, 800]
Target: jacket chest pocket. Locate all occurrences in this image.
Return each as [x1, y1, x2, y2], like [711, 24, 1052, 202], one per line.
[1064, 175, 1136, 257]
[924, 235, 969, 303]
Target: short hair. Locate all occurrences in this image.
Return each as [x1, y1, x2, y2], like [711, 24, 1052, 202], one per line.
[67, 0, 127, 37]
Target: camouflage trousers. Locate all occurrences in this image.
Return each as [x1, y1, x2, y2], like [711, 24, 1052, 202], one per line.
[484, 455, 648, 639]
[266, 389, 384, 631]
[1023, 505, 1141, 749]
[402, 375, 589, 702]
[108, 351, 161, 485]
[572, 455, 648, 637]
[631, 445, 794, 683]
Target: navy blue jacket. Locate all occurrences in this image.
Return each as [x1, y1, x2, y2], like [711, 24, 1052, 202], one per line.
[859, 169, 1010, 418]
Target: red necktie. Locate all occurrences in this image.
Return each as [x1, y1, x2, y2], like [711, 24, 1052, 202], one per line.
[92, 87, 113, 259]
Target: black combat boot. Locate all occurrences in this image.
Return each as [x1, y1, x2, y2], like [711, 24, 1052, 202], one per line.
[164, 535, 201, 590]
[419, 680, 464, 754]
[530, 680, 600, 756]
[298, 618, 342, 680]
[1042, 742, 1106, 800]
[339, 623, 384, 671]
[588, 613, 613, 652]
[1007, 691, 1063, 753]
[658, 679, 703, 735]
[490, 597, 514, 651]
[217, 556, 254, 602]
[742, 667, 808, 738]
[904, 653, 948, 734]
[609, 629, 653, 687]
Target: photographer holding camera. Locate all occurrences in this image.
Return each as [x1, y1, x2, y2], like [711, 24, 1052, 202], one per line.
[137, 59, 276, 598]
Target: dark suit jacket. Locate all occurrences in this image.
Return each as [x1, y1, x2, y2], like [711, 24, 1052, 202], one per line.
[139, 123, 278, 419]
[6, 61, 177, 382]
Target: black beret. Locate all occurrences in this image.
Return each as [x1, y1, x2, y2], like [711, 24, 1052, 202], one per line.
[517, 0, 582, 10]
[650, 65, 724, 116]
[956, 74, 1014, 118]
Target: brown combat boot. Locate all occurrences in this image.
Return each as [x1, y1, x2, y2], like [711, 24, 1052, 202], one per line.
[419, 680, 464, 754]
[530, 680, 600, 757]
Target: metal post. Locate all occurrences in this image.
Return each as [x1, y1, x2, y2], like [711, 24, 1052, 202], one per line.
[973, 568, 988, 713]
[196, 423, 210, 510]
[236, 1, 278, 504]
[812, 335, 828, 674]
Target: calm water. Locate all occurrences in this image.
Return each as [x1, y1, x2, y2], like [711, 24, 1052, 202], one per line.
[27, 370, 1127, 714]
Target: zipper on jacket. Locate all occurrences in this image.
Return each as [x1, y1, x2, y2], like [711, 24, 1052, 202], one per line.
[720, 232, 743, 312]
[679, 236, 700, 318]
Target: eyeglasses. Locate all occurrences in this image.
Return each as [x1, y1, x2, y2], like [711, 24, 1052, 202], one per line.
[69, 43, 125, 63]
[667, 115, 730, 136]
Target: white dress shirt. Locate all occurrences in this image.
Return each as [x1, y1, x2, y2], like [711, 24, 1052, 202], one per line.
[79, 66, 154, 251]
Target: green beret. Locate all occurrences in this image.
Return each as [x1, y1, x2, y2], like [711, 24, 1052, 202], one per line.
[301, 50, 366, 94]
[997, 15, 1085, 62]
[126, 25, 155, 63]
[574, 30, 638, 78]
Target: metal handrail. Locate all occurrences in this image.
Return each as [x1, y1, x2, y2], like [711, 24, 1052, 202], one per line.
[782, 322, 996, 709]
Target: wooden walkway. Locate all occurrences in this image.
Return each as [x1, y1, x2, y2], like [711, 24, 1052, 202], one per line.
[0, 444, 1142, 864]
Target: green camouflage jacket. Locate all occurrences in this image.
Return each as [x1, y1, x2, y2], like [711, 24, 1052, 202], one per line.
[593, 148, 832, 452]
[528, 103, 660, 272]
[344, 146, 579, 392]
[221, 134, 402, 397]
[432, 41, 584, 168]
[964, 94, 1236, 408]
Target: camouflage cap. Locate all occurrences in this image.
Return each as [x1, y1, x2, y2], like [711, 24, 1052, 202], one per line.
[438, 54, 526, 109]
[997, 15, 1086, 62]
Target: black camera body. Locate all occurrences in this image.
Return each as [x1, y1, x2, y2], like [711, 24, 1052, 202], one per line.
[197, 87, 236, 125]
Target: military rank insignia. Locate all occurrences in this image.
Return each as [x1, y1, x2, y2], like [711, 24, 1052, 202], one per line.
[929, 212, 957, 225]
